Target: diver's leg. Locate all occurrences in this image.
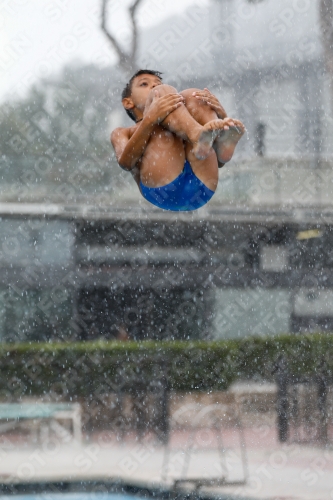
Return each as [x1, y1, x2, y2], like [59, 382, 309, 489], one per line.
[139, 120, 219, 193]
[180, 88, 245, 164]
[213, 118, 246, 162]
[180, 88, 220, 125]
[145, 84, 232, 160]
[184, 142, 219, 192]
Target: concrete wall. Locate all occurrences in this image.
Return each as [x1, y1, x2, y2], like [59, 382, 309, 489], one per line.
[212, 288, 291, 339]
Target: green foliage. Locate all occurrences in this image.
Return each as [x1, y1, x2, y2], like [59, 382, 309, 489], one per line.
[1, 334, 332, 399]
[0, 64, 127, 201]
[0, 65, 116, 157]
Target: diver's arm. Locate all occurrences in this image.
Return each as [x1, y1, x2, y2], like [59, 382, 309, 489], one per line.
[111, 92, 184, 170]
[111, 119, 155, 171]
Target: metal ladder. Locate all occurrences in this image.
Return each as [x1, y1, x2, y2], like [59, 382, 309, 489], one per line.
[161, 401, 248, 491]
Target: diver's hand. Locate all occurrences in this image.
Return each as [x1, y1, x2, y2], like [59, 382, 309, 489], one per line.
[143, 91, 184, 125]
[192, 88, 227, 119]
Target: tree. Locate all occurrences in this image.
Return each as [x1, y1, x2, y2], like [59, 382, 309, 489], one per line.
[101, 0, 144, 76]
[319, 0, 333, 110]
[0, 64, 125, 201]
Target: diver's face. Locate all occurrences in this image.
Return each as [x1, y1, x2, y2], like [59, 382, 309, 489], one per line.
[129, 73, 162, 109]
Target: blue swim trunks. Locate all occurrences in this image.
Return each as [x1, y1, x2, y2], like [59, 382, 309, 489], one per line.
[139, 160, 215, 211]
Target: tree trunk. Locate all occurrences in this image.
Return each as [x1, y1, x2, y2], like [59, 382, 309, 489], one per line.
[101, 0, 142, 76]
[319, 0, 333, 112]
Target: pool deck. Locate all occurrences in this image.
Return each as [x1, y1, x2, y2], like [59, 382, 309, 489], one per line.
[0, 427, 333, 500]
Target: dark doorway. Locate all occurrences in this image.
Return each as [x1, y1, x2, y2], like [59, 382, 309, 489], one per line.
[78, 286, 213, 341]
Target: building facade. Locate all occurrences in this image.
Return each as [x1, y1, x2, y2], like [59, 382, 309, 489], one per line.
[1, 180, 333, 343]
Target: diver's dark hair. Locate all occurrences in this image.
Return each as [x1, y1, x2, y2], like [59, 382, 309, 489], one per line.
[121, 69, 163, 122]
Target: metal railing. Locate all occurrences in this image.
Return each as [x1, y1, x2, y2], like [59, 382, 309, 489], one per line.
[274, 356, 333, 444]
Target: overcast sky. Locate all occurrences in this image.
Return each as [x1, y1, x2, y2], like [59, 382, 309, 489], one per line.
[0, 0, 208, 103]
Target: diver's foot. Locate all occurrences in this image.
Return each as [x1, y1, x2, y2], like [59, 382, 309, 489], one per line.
[214, 118, 245, 163]
[192, 119, 227, 160]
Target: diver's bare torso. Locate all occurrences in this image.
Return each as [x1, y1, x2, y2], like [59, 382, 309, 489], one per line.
[115, 119, 189, 190]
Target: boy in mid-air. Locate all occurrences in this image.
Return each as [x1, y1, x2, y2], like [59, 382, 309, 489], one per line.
[111, 70, 245, 211]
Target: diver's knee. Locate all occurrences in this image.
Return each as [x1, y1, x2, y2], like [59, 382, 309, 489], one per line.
[145, 84, 179, 107]
[180, 88, 200, 99]
[150, 84, 178, 97]
[180, 89, 203, 108]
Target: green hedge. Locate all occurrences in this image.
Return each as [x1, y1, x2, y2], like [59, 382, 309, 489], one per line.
[1, 334, 332, 399]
